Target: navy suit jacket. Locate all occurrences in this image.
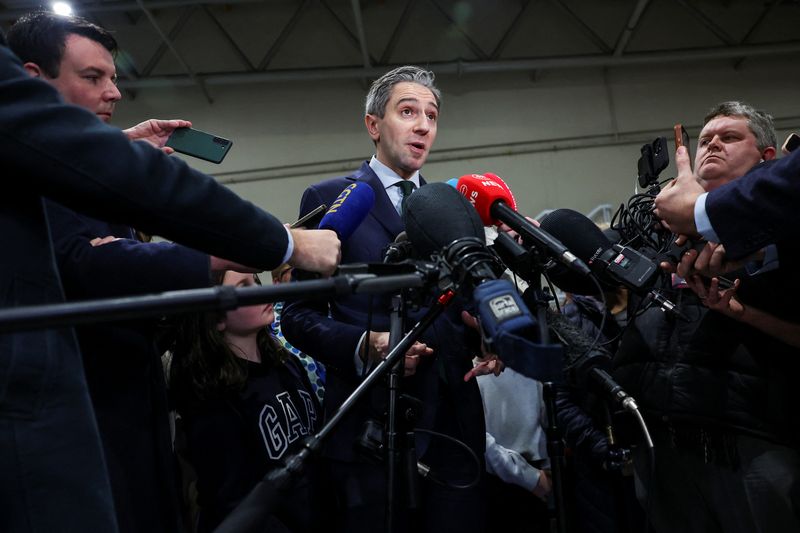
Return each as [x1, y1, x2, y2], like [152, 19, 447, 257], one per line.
[282, 162, 485, 463]
[0, 42, 289, 532]
[707, 149, 800, 259]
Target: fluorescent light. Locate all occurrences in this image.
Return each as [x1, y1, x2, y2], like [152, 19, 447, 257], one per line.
[52, 2, 73, 16]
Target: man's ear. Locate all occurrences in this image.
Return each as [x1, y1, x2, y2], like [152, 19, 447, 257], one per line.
[216, 319, 226, 332]
[365, 114, 380, 143]
[761, 146, 777, 162]
[22, 62, 44, 78]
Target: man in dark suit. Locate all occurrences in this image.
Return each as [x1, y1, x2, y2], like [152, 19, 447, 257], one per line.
[281, 66, 488, 533]
[0, 33, 339, 533]
[6, 12, 275, 532]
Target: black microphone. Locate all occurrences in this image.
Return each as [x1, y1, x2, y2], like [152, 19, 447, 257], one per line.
[402, 183, 562, 381]
[539, 208, 687, 321]
[547, 311, 639, 413]
[383, 231, 415, 263]
[403, 182, 504, 286]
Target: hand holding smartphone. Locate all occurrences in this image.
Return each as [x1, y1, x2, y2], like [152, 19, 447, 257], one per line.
[674, 123, 691, 169]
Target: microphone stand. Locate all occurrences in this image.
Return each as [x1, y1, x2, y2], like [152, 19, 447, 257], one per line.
[385, 292, 406, 532]
[0, 269, 427, 334]
[521, 264, 569, 533]
[214, 288, 458, 533]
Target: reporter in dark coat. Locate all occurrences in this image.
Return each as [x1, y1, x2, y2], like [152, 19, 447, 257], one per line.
[0, 38, 338, 533]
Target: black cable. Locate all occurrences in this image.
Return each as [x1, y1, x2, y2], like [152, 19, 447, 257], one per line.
[413, 428, 481, 490]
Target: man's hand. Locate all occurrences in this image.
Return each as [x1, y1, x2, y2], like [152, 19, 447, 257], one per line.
[123, 119, 192, 154]
[461, 310, 504, 381]
[653, 146, 704, 236]
[90, 236, 120, 247]
[676, 241, 750, 279]
[288, 228, 341, 277]
[366, 331, 433, 377]
[686, 275, 744, 320]
[532, 469, 552, 500]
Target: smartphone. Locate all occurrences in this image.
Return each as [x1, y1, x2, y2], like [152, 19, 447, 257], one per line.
[674, 123, 691, 165]
[782, 132, 800, 154]
[165, 127, 233, 164]
[290, 204, 327, 229]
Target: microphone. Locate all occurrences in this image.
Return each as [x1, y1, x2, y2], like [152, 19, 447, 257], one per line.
[547, 311, 639, 413]
[539, 208, 687, 321]
[455, 174, 590, 276]
[383, 231, 414, 263]
[402, 184, 565, 382]
[317, 182, 375, 240]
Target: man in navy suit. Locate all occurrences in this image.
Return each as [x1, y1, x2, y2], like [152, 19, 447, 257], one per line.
[0, 30, 339, 533]
[282, 66, 488, 533]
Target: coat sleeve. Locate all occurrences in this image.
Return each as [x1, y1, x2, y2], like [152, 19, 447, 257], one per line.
[0, 44, 288, 271]
[706, 150, 800, 259]
[45, 201, 212, 299]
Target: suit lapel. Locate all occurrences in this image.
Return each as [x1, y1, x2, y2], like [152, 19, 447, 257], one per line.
[352, 161, 404, 238]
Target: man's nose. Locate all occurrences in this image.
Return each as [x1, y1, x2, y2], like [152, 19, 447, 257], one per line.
[105, 81, 122, 102]
[413, 115, 431, 134]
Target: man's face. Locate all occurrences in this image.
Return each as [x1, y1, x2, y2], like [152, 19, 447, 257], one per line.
[694, 115, 773, 191]
[365, 81, 439, 179]
[35, 33, 121, 122]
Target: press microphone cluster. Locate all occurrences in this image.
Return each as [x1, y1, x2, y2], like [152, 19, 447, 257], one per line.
[539, 208, 687, 321]
[402, 183, 563, 382]
[455, 174, 591, 276]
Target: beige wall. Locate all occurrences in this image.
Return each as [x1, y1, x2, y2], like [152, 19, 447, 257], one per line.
[112, 57, 800, 225]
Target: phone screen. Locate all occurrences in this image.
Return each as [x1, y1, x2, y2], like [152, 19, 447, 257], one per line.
[165, 127, 233, 164]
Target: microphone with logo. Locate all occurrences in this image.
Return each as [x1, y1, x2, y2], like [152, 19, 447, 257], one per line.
[316, 182, 375, 240]
[293, 182, 375, 282]
[455, 174, 591, 276]
[538, 208, 687, 321]
[402, 182, 563, 383]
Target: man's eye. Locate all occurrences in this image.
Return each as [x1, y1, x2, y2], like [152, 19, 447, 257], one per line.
[401, 108, 413, 116]
[427, 113, 437, 121]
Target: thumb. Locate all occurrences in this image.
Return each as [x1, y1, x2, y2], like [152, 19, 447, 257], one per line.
[674, 146, 693, 181]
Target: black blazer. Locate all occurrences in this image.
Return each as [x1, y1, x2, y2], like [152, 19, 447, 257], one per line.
[281, 162, 485, 463]
[0, 43, 289, 532]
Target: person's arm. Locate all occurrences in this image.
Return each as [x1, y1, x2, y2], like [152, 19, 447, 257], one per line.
[686, 275, 800, 348]
[45, 201, 212, 299]
[0, 43, 337, 274]
[704, 150, 800, 259]
[484, 433, 550, 497]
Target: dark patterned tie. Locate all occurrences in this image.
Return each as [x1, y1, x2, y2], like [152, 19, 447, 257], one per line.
[395, 180, 415, 215]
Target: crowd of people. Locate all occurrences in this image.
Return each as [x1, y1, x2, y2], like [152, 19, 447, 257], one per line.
[2, 9, 799, 533]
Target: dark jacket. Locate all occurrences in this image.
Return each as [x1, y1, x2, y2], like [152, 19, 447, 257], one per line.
[613, 266, 800, 445]
[0, 41, 289, 533]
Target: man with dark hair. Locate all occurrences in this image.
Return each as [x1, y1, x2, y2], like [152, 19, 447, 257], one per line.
[0, 15, 339, 532]
[614, 101, 800, 533]
[282, 65, 488, 533]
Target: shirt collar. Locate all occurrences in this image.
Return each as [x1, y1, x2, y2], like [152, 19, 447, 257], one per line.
[369, 156, 420, 190]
